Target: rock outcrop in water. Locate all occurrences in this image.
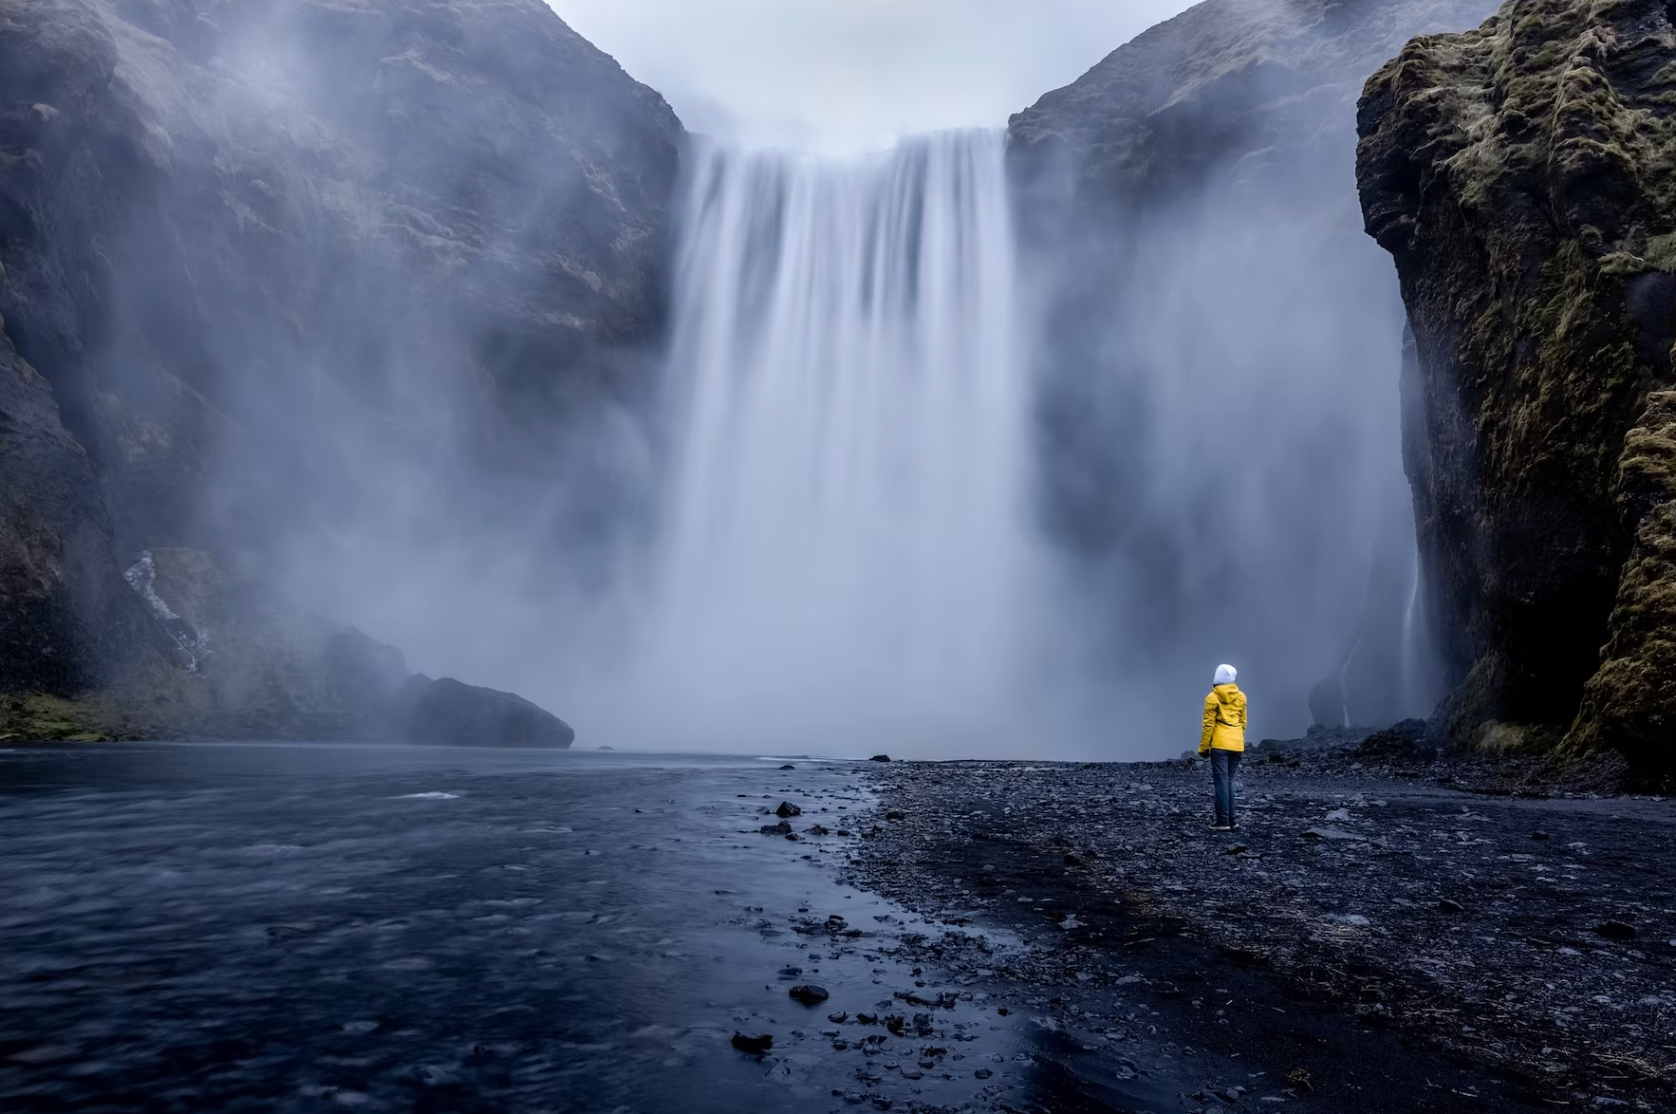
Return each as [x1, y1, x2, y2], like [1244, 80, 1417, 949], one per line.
[1005, 0, 1501, 734]
[1357, 0, 1676, 774]
[0, 0, 681, 737]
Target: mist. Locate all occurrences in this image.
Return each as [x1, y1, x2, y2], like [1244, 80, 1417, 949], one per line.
[52, 0, 1443, 759]
[545, 0, 1197, 151]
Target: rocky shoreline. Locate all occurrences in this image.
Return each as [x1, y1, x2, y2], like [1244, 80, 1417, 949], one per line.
[844, 751, 1675, 1112]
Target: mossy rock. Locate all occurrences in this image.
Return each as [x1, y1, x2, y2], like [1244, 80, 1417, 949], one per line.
[1360, 0, 1676, 777]
[0, 693, 120, 742]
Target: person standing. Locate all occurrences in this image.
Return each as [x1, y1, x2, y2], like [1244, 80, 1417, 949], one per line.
[1198, 663, 1247, 831]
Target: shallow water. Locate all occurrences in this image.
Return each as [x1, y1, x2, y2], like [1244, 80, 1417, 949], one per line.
[0, 744, 1163, 1113]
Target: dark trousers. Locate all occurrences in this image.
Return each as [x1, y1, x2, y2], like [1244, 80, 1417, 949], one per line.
[1211, 750, 1242, 827]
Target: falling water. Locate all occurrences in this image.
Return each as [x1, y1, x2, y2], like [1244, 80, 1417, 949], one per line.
[624, 131, 1039, 752]
[1398, 547, 1436, 718]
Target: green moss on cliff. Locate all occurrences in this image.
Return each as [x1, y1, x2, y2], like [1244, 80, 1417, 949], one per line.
[1359, 0, 1676, 773]
[1568, 391, 1676, 768]
[0, 694, 118, 742]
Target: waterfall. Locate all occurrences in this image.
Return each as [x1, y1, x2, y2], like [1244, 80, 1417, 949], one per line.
[1399, 546, 1434, 718]
[626, 131, 1038, 751]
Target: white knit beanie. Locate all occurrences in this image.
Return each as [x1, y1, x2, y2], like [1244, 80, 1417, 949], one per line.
[1214, 663, 1238, 686]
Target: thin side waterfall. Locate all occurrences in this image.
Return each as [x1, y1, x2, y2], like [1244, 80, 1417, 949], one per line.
[628, 131, 1039, 751]
[1399, 547, 1436, 718]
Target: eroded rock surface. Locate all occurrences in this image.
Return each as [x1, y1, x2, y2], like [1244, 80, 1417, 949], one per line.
[1357, 0, 1676, 771]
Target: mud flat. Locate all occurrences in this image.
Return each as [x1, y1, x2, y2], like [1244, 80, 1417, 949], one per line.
[845, 757, 1675, 1112]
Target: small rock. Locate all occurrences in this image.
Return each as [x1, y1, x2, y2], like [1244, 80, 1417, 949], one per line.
[760, 820, 792, 835]
[870, 755, 892, 763]
[790, 984, 831, 1005]
[1302, 827, 1365, 842]
[776, 802, 802, 818]
[1530, 830, 1550, 840]
[1324, 808, 1352, 822]
[780, 764, 797, 770]
[806, 824, 830, 836]
[1226, 844, 1248, 856]
[732, 1032, 773, 1054]
[1438, 899, 1464, 914]
[974, 1068, 993, 1079]
[1594, 920, 1637, 940]
[828, 1011, 849, 1023]
[885, 810, 905, 821]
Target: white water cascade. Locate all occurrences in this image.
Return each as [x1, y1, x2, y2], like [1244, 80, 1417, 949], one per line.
[623, 131, 1040, 752]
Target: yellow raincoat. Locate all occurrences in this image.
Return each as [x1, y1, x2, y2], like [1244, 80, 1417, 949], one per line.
[1199, 684, 1247, 754]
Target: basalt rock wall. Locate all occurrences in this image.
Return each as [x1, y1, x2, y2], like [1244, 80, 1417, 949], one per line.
[1358, 0, 1676, 771]
[0, 0, 682, 737]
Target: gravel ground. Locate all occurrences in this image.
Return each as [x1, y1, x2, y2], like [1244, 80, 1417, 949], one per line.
[844, 757, 1676, 1112]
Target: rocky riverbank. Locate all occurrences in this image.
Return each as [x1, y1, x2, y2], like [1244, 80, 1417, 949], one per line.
[846, 754, 1675, 1112]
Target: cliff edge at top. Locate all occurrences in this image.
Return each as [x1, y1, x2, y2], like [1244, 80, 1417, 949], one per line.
[1358, 0, 1676, 774]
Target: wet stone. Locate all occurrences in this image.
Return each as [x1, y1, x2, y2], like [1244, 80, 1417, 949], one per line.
[731, 1032, 773, 1055]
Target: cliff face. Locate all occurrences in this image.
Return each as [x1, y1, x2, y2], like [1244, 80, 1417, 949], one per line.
[1010, 0, 1505, 218]
[0, 0, 682, 737]
[1358, 0, 1676, 771]
[1007, 0, 1500, 735]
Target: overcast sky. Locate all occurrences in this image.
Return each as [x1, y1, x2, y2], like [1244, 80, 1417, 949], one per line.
[546, 0, 1197, 152]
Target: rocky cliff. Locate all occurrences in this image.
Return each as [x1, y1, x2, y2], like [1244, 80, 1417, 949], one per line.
[1358, 0, 1676, 774]
[0, 0, 682, 740]
[1006, 0, 1501, 735]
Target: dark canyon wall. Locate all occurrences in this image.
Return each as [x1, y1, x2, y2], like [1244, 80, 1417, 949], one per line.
[1006, 0, 1501, 738]
[0, 0, 681, 739]
[1358, 0, 1676, 772]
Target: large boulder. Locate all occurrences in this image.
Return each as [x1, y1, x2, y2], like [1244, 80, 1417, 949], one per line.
[1357, 0, 1676, 773]
[400, 675, 574, 748]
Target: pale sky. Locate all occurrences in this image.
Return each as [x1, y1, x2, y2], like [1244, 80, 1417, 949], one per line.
[546, 0, 1198, 152]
